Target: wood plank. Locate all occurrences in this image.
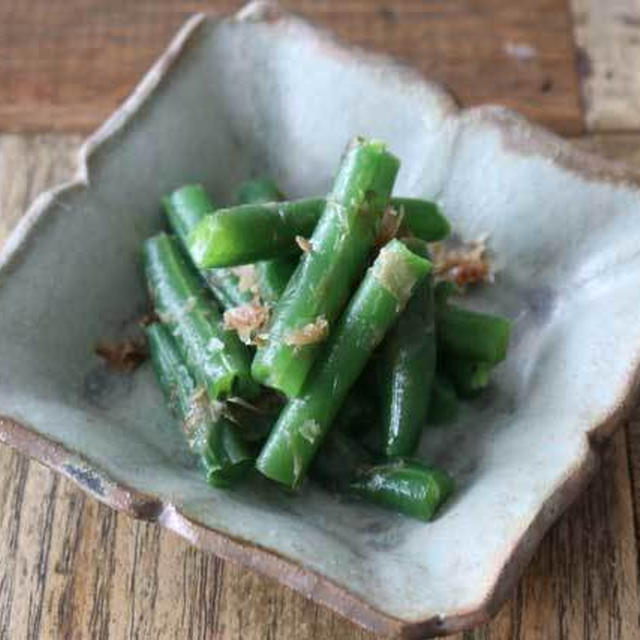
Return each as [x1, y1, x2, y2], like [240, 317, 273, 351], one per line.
[0, 0, 583, 135]
[459, 430, 639, 640]
[1, 133, 640, 638]
[570, 0, 640, 131]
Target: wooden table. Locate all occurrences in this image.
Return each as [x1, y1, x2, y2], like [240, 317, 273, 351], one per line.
[1, 2, 639, 638]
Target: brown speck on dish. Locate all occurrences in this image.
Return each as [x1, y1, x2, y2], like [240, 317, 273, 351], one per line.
[95, 338, 147, 372]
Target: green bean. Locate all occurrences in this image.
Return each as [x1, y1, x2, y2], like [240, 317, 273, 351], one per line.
[201, 418, 254, 487]
[437, 305, 510, 364]
[255, 238, 432, 488]
[143, 233, 256, 399]
[310, 431, 373, 491]
[349, 459, 454, 522]
[255, 257, 297, 304]
[252, 139, 400, 398]
[377, 238, 436, 457]
[434, 280, 460, 306]
[188, 198, 324, 267]
[234, 178, 284, 205]
[162, 184, 214, 242]
[145, 323, 252, 486]
[223, 395, 283, 444]
[163, 184, 254, 311]
[222, 386, 378, 447]
[392, 198, 450, 241]
[233, 178, 297, 305]
[427, 373, 459, 425]
[443, 357, 492, 398]
[333, 386, 379, 436]
[203, 269, 254, 310]
[188, 196, 449, 268]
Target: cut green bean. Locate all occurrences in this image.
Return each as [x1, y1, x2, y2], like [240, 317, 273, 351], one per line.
[333, 387, 379, 436]
[233, 178, 297, 305]
[234, 178, 285, 205]
[201, 417, 254, 487]
[189, 196, 448, 269]
[437, 305, 510, 364]
[204, 269, 254, 310]
[310, 431, 373, 491]
[256, 238, 432, 488]
[162, 184, 215, 242]
[256, 257, 297, 304]
[443, 357, 492, 398]
[163, 184, 254, 311]
[188, 198, 324, 267]
[223, 395, 282, 444]
[377, 238, 436, 457]
[252, 139, 400, 398]
[349, 459, 454, 522]
[143, 233, 255, 399]
[145, 323, 252, 486]
[427, 373, 459, 425]
[393, 198, 450, 241]
[223, 387, 378, 446]
[434, 280, 461, 306]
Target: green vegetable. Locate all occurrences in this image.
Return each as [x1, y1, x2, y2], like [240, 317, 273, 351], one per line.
[350, 459, 454, 522]
[145, 323, 252, 486]
[252, 138, 400, 398]
[255, 238, 432, 488]
[203, 269, 254, 310]
[377, 238, 436, 457]
[143, 233, 256, 399]
[443, 357, 492, 398]
[310, 431, 372, 491]
[162, 184, 214, 242]
[256, 257, 297, 304]
[427, 373, 459, 425]
[437, 305, 510, 364]
[234, 178, 297, 305]
[188, 198, 324, 267]
[392, 197, 450, 241]
[188, 196, 449, 269]
[163, 184, 254, 311]
[223, 395, 282, 444]
[434, 280, 461, 306]
[201, 418, 254, 487]
[333, 386, 379, 436]
[234, 178, 284, 205]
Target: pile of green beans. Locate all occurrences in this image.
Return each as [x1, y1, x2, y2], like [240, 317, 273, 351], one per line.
[141, 137, 510, 522]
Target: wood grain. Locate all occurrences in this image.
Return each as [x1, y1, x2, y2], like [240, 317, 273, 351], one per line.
[570, 0, 640, 131]
[1, 133, 640, 638]
[0, 0, 583, 135]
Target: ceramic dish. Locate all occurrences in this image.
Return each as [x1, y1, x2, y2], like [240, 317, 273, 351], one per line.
[2, 2, 640, 637]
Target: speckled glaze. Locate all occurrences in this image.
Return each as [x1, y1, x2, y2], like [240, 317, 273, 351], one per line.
[1, 2, 640, 637]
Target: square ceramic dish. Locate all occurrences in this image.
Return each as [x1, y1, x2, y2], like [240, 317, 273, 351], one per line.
[2, 2, 640, 637]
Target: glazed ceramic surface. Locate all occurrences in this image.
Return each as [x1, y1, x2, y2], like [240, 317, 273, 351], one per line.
[2, 2, 640, 637]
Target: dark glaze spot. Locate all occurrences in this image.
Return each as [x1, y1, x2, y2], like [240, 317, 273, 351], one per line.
[525, 286, 555, 321]
[575, 46, 592, 78]
[356, 516, 406, 552]
[83, 364, 134, 410]
[63, 464, 105, 496]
